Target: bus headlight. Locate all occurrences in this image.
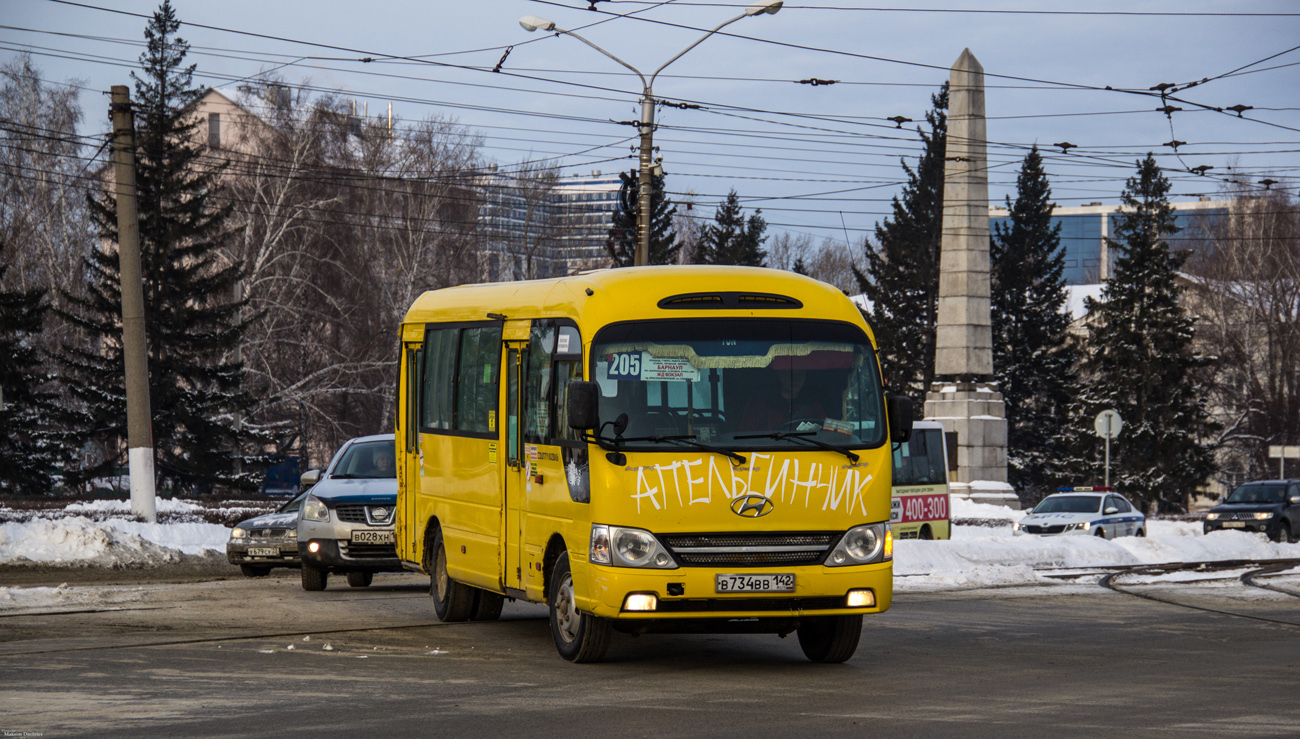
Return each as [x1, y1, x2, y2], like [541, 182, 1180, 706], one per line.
[590, 525, 677, 569]
[301, 495, 330, 523]
[826, 523, 890, 566]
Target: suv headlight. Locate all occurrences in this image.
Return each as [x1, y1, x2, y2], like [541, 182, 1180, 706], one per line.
[301, 495, 330, 522]
[1204, 512, 1220, 521]
[826, 523, 891, 566]
[1252, 512, 1274, 520]
[231, 527, 247, 539]
[590, 525, 677, 569]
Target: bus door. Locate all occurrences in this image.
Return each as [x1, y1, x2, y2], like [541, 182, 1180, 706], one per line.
[502, 336, 529, 591]
[398, 330, 423, 565]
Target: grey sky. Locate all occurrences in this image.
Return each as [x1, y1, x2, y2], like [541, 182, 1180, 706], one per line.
[4, 0, 1298, 243]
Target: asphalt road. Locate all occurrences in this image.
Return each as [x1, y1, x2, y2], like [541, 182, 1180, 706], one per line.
[1, 571, 1298, 738]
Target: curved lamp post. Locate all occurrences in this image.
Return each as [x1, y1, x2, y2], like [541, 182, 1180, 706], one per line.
[520, 2, 783, 266]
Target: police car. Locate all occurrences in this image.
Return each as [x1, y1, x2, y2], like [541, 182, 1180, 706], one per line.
[1012, 488, 1146, 539]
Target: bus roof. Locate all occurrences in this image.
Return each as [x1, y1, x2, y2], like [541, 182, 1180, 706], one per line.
[403, 266, 873, 341]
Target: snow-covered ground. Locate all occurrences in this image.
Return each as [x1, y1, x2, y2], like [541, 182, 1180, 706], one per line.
[1, 496, 1298, 607]
[0, 499, 230, 568]
[893, 498, 1300, 591]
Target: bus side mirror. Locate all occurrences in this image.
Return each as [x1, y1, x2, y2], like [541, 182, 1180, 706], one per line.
[567, 381, 600, 430]
[300, 469, 321, 489]
[887, 394, 913, 443]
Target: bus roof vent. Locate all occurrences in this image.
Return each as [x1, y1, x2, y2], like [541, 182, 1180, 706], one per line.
[658, 292, 803, 310]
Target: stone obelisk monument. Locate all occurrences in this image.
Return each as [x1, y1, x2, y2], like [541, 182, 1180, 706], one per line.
[923, 49, 1018, 508]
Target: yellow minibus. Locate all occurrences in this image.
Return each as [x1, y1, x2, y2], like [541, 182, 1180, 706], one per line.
[394, 266, 912, 662]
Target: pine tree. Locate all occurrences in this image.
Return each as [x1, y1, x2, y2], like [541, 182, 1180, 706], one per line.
[1072, 154, 1215, 512]
[606, 169, 681, 266]
[694, 190, 767, 266]
[990, 146, 1076, 498]
[854, 84, 947, 405]
[792, 256, 809, 276]
[58, 1, 260, 494]
[0, 239, 62, 495]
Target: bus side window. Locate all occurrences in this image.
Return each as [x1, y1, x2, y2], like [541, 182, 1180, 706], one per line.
[554, 360, 583, 442]
[455, 325, 503, 433]
[525, 325, 555, 442]
[422, 328, 457, 430]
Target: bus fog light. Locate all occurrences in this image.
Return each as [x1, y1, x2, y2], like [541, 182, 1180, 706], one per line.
[308, 541, 320, 553]
[623, 593, 658, 612]
[846, 589, 875, 608]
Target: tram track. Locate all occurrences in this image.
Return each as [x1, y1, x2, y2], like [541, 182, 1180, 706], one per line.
[1096, 557, 1300, 628]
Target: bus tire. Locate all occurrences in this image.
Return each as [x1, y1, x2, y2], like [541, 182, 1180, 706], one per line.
[548, 552, 611, 663]
[797, 615, 862, 663]
[919, 525, 933, 540]
[301, 564, 328, 591]
[428, 527, 474, 622]
[471, 589, 505, 621]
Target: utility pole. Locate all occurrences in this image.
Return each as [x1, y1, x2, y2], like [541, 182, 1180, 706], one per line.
[636, 96, 655, 267]
[111, 84, 156, 523]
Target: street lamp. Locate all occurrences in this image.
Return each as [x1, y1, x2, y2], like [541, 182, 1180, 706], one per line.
[520, 2, 783, 266]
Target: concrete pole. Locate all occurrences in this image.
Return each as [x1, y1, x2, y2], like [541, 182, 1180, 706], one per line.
[635, 93, 655, 267]
[110, 85, 156, 522]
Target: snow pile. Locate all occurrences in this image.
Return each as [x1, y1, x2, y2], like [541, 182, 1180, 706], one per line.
[63, 497, 206, 515]
[0, 516, 229, 566]
[895, 517, 1300, 591]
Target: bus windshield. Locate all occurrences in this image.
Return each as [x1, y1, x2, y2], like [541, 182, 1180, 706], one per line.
[893, 428, 946, 486]
[590, 319, 886, 451]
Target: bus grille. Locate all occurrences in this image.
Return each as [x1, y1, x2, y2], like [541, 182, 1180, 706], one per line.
[659, 532, 839, 568]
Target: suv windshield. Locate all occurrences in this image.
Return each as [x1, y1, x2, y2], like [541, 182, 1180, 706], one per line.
[591, 319, 886, 451]
[331, 440, 396, 479]
[1225, 483, 1286, 504]
[1033, 495, 1101, 514]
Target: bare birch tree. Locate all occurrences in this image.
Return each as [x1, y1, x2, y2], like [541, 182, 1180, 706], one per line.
[1185, 181, 1300, 486]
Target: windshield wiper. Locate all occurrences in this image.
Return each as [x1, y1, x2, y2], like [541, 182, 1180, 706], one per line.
[603, 433, 746, 467]
[733, 431, 860, 464]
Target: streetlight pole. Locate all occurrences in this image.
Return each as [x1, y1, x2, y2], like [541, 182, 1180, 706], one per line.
[520, 2, 782, 266]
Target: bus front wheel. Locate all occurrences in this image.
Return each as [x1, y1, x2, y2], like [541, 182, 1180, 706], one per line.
[548, 552, 611, 663]
[797, 615, 862, 663]
[428, 527, 475, 622]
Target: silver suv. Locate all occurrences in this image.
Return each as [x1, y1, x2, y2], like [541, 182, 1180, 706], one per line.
[296, 434, 401, 591]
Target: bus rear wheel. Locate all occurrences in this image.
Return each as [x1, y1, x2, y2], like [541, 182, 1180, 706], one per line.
[428, 527, 474, 622]
[471, 589, 505, 621]
[797, 615, 862, 663]
[548, 552, 611, 663]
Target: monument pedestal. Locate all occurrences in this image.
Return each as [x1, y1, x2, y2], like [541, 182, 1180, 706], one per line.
[924, 381, 1019, 509]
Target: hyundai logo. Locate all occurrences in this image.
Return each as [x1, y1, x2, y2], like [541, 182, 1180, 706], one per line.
[730, 494, 774, 518]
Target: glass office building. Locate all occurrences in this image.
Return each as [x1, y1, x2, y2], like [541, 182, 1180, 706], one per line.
[989, 198, 1228, 285]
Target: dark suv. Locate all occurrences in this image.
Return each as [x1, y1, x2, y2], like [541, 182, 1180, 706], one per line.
[1203, 480, 1300, 542]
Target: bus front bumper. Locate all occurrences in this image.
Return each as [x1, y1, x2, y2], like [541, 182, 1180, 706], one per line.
[581, 561, 892, 620]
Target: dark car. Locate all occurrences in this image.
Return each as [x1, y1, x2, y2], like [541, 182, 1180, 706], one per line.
[1203, 480, 1300, 542]
[296, 434, 401, 591]
[226, 493, 306, 577]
